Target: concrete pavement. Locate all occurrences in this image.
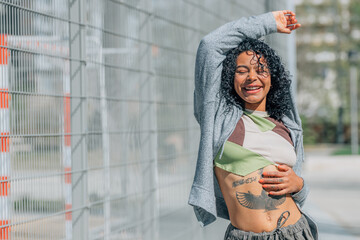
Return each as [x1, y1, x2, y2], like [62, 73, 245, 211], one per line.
[303, 146, 360, 240]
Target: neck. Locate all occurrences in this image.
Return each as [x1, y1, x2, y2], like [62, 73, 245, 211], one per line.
[244, 102, 266, 112]
[244, 108, 269, 117]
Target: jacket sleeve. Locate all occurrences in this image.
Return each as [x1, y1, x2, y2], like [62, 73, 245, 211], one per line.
[292, 179, 309, 206]
[193, 12, 277, 124]
[291, 134, 309, 207]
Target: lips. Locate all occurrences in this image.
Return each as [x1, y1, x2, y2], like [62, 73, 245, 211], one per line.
[243, 85, 262, 94]
[245, 86, 261, 90]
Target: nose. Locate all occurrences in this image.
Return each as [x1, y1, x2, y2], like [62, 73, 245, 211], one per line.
[247, 69, 257, 81]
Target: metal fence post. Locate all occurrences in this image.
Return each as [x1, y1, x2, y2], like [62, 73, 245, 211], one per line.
[350, 65, 358, 155]
[63, 60, 72, 240]
[0, 33, 10, 240]
[139, 0, 159, 239]
[69, 0, 89, 239]
[99, 41, 111, 240]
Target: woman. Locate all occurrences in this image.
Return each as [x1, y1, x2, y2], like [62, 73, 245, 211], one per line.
[188, 10, 318, 239]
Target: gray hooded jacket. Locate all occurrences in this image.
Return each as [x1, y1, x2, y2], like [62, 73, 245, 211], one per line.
[188, 12, 318, 238]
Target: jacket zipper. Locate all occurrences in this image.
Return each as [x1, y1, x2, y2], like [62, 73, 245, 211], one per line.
[218, 112, 242, 159]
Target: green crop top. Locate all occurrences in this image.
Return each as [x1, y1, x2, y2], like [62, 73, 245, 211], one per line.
[214, 110, 296, 176]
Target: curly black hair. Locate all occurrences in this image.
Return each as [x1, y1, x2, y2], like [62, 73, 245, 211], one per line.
[220, 38, 292, 120]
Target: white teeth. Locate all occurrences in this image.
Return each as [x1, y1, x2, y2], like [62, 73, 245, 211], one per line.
[245, 87, 260, 90]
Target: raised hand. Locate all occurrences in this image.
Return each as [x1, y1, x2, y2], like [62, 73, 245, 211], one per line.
[272, 10, 301, 34]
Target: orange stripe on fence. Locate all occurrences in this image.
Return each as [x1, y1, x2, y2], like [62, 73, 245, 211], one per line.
[0, 220, 9, 240]
[0, 34, 8, 65]
[64, 94, 71, 146]
[0, 176, 9, 196]
[64, 167, 71, 184]
[0, 89, 9, 109]
[65, 204, 72, 221]
[1, 132, 9, 153]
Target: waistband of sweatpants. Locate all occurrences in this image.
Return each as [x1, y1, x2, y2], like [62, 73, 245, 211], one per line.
[225, 214, 310, 237]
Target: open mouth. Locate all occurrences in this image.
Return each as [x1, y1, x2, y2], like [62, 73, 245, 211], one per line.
[244, 86, 261, 91]
[243, 86, 262, 94]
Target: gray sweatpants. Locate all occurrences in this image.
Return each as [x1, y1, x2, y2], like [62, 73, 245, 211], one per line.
[224, 212, 314, 240]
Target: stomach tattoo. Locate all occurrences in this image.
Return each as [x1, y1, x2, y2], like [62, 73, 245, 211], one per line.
[233, 169, 285, 212]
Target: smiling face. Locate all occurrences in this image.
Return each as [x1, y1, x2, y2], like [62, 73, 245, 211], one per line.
[234, 51, 271, 111]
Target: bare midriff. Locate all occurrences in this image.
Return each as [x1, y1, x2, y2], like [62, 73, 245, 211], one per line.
[214, 165, 302, 233]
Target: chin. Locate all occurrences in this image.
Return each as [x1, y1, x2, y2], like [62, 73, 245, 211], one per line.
[244, 98, 262, 104]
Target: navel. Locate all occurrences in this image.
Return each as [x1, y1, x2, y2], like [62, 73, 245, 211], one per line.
[266, 213, 272, 222]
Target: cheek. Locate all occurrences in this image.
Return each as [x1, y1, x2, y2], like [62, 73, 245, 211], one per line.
[233, 75, 244, 89]
[260, 76, 271, 90]
[233, 77, 244, 96]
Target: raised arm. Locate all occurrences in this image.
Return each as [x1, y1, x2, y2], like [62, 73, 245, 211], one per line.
[193, 11, 300, 124]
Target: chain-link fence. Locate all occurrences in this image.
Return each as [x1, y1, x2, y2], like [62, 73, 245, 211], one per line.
[0, 0, 294, 239]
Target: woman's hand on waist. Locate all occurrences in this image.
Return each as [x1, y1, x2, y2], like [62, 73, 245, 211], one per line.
[258, 164, 304, 196]
[272, 10, 301, 34]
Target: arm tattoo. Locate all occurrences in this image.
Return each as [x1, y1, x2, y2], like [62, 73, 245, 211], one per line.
[236, 189, 285, 212]
[232, 176, 257, 188]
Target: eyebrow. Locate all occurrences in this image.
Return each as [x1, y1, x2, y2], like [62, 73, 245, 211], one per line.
[236, 64, 268, 70]
[236, 65, 250, 70]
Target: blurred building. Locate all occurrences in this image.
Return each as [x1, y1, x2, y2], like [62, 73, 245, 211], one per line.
[295, 0, 360, 144]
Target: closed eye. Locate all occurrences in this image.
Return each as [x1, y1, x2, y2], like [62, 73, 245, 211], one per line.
[236, 65, 249, 73]
[235, 68, 249, 74]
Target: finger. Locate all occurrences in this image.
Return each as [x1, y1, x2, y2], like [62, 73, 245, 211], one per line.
[277, 164, 290, 172]
[282, 10, 290, 15]
[286, 23, 301, 31]
[282, 10, 295, 16]
[262, 171, 284, 178]
[269, 189, 287, 196]
[286, 16, 298, 26]
[292, 23, 301, 30]
[287, 18, 295, 24]
[286, 15, 296, 21]
[279, 27, 292, 34]
[262, 184, 286, 192]
[285, 15, 295, 22]
[289, 18, 298, 24]
[259, 178, 284, 184]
